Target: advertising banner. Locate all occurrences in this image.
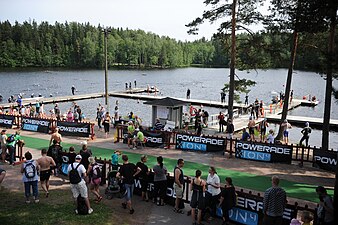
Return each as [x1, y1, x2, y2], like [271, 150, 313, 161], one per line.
[175, 133, 225, 152]
[313, 149, 337, 172]
[0, 114, 14, 128]
[22, 116, 51, 133]
[216, 191, 295, 225]
[57, 121, 90, 137]
[142, 130, 165, 147]
[235, 141, 292, 164]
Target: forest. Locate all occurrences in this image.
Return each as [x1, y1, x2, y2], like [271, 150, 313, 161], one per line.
[0, 20, 336, 72]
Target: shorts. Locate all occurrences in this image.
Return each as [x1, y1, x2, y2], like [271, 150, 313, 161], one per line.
[40, 170, 51, 181]
[104, 123, 110, 133]
[227, 133, 233, 139]
[283, 130, 289, 137]
[124, 183, 134, 201]
[260, 128, 266, 135]
[91, 178, 101, 186]
[174, 183, 184, 198]
[70, 180, 88, 198]
[249, 127, 255, 135]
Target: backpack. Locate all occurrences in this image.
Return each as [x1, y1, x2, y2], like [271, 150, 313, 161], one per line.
[92, 163, 102, 179]
[24, 161, 36, 179]
[7, 135, 15, 143]
[77, 194, 89, 215]
[69, 163, 81, 184]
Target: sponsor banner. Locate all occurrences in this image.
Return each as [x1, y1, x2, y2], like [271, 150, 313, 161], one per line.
[313, 150, 337, 172]
[231, 191, 295, 225]
[235, 141, 292, 164]
[0, 114, 14, 128]
[57, 121, 90, 137]
[175, 133, 225, 152]
[142, 130, 165, 147]
[21, 116, 51, 133]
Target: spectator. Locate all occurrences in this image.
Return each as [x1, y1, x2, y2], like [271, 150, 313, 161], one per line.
[21, 151, 39, 203]
[87, 157, 103, 203]
[300, 211, 313, 225]
[67, 155, 93, 214]
[182, 113, 190, 132]
[127, 121, 135, 149]
[117, 155, 141, 214]
[206, 167, 221, 220]
[263, 176, 287, 225]
[80, 141, 92, 170]
[37, 149, 56, 197]
[67, 146, 77, 164]
[136, 155, 150, 202]
[225, 119, 234, 139]
[190, 169, 206, 225]
[173, 159, 185, 214]
[315, 186, 334, 225]
[281, 120, 292, 144]
[47, 140, 63, 176]
[241, 128, 250, 141]
[267, 129, 275, 144]
[153, 156, 167, 206]
[6, 131, 21, 165]
[154, 118, 164, 131]
[111, 150, 121, 170]
[218, 112, 226, 133]
[102, 112, 111, 138]
[202, 110, 209, 127]
[219, 177, 237, 225]
[132, 128, 144, 150]
[248, 116, 256, 141]
[1, 130, 7, 163]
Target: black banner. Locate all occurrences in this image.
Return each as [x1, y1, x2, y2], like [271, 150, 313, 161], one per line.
[313, 149, 337, 172]
[57, 121, 90, 137]
[142, 130, 165, 148]
[22, 116, 51, 133]
[175, 133, 225, 152]
[235, 141, 292, 164]
[0, 114, 14, 128]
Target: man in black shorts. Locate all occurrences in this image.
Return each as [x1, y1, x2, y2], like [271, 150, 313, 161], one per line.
[37, 149, 56, 197]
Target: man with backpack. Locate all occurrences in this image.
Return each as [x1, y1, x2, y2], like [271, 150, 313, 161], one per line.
[67, 154, 93, 214]
[21, 151, 39, 203]
[6, 131, 21, 165]
[47, 140, 63, 176]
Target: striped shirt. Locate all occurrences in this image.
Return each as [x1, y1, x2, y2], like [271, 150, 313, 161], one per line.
[263, 186, 286, 217]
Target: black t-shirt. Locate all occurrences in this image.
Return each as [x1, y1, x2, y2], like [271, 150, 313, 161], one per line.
[67, 152, 77, 164]
[136, 162, 148, 180]
[119, 163, 136, 184]
[221, 186, 236, 210]
[80, 149, 92, 170]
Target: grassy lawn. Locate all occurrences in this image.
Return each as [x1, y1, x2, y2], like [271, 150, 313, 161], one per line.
[0, 189, 116, 225]
[21, 136, 332, 203]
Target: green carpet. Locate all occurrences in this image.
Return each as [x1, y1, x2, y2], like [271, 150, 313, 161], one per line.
[21, 135, 332, 203]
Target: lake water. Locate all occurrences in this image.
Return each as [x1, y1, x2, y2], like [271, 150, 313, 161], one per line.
[0, 68, 337, 148]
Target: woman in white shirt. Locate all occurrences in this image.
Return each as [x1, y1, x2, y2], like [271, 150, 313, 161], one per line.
[206, 167, 221, 219]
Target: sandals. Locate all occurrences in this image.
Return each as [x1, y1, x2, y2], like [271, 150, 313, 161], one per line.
[95, 196, 103, 203]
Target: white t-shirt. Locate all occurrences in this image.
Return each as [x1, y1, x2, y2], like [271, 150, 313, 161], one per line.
[267, 134, 275, 144]
[206, 173, 221, 196]
[67, 162, 86, 181]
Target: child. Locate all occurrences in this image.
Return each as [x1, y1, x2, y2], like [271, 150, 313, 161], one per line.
[111, 150, 121, 170]
[266, 129, 275, 144]
[300, 211, 313, 225]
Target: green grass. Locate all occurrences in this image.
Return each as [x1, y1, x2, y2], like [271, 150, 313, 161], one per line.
[21, 136, 332, 203]
[0, 189, 113, 225]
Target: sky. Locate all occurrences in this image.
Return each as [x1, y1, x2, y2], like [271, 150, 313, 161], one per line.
[0, 0, 267, 41]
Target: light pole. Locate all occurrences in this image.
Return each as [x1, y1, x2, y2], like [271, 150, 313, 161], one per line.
[103, 28, 111, 110]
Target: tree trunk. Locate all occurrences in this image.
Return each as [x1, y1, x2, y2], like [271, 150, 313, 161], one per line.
[276, 31, 298, 141]
[228, 0, 237, 120]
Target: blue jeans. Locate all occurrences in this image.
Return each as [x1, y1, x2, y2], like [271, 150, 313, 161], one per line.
[124, 183, 134, 201]
[7, 146, 15, 164]
[24, 180, 39, 199]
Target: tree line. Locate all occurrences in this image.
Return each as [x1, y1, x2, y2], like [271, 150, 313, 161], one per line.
[0, 20, 335, 71]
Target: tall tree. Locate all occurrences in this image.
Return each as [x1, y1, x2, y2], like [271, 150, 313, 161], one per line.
[186, 0, 264, 120]
[268, 0, 330, 141]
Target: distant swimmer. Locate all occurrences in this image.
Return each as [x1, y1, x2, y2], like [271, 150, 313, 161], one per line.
[71, 85, 76, 95]
[134, 80, 137, 88]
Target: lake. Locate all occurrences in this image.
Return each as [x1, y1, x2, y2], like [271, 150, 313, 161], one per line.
[0, 68, 337, 148]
